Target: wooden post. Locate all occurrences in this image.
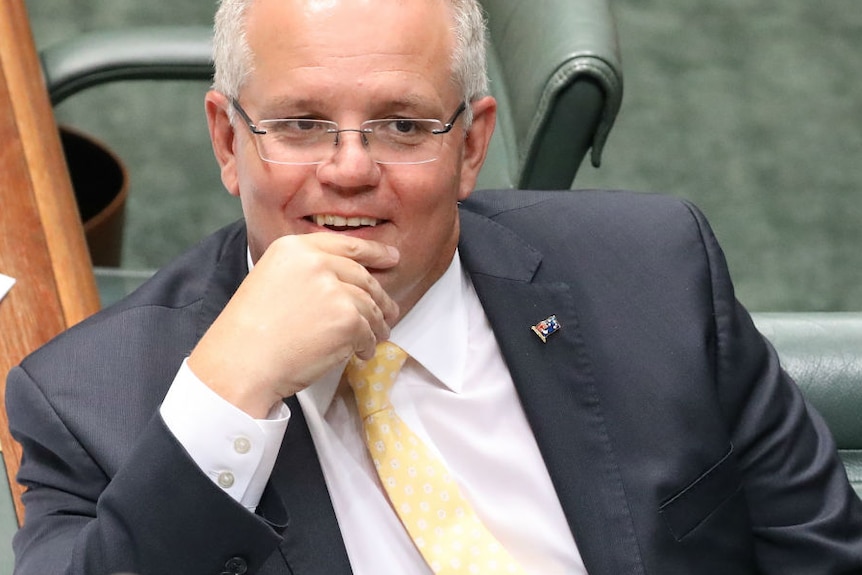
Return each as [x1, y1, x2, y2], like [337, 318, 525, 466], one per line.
[0, 0, 100, 525]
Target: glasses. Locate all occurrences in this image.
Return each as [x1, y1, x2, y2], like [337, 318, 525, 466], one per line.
[231, 99, 467, 166]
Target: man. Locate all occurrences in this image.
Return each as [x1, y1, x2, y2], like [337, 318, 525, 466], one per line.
[6, 0, 862, 573]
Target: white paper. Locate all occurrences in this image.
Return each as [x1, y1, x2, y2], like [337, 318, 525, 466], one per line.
[0, 273, 15, 303]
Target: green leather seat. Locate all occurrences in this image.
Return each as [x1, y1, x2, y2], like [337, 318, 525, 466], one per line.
[40, 0, 623, 191]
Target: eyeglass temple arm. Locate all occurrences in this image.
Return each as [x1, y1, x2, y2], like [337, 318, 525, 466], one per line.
[230, 98, 266, 134]
[432, 102, 467, 135]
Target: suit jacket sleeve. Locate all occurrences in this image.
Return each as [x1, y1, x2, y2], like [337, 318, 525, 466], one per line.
[687, 201, 862, 573]
[6, 363, 284, 575]
[5, 222, 292, 575]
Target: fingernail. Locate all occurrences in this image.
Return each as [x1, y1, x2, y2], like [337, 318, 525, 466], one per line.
[386, 246, 400, 260]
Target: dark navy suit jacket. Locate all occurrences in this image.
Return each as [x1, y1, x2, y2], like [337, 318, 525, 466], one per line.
[7, 189, 862, 574]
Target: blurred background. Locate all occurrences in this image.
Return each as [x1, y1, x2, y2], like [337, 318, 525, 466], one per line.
[25, 0, 862, 311]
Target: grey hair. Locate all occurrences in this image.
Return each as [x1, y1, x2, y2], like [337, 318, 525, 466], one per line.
[447, 0, 489, 124]
[211, 0, 254, 101]
[211, 0, 489, 125]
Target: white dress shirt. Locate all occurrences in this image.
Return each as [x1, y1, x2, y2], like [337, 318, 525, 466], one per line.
[161, 251, 586, 574]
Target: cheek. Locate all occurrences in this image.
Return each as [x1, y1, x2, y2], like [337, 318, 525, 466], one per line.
[398, 186, 461, 261]
[413, 156, 463, 210]
[235, 164, 311, 257]
[236, 161, 305, 209]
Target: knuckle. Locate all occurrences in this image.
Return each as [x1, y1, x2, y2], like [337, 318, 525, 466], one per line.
[359, 271, 378, 293]
[342, 238, 364, 259]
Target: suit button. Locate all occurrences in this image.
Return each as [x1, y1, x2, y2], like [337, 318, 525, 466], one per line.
[222, 556, 248, 574]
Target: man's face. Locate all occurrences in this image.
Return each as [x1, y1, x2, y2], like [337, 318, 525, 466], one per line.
[207, 0, 495, 315]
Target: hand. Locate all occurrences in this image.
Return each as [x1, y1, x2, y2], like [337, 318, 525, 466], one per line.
[187, 233, 400, 418]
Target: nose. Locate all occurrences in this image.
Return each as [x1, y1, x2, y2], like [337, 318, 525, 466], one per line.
[316, 129, 381, 190]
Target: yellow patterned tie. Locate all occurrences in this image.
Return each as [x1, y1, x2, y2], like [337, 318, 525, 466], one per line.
[345, 341, 526, 574]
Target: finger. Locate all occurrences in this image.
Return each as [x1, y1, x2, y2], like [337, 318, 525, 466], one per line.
[343, 285, 389, 360]
[346, 282, 391, 341]
[304, 233, 399, 270]
[330, 258, 397, 320]
[353, 335, 379, 361]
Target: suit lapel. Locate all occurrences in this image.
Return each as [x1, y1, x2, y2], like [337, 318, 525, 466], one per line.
[265, 397, 353, 575]
[194, 221, 248, 343]
[459, 208, 645, 575]
[196, 224, 352, 575]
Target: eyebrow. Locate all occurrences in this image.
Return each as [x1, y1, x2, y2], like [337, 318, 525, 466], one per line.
[255, 97, 319, 117]
[257, 94, 437, 118]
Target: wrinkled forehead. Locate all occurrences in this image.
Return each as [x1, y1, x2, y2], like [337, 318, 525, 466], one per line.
[244, 0, 455, 60]
[242, 0, 457, 104]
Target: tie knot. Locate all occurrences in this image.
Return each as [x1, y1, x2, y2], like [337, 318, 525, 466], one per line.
[345, 341, 408, 418]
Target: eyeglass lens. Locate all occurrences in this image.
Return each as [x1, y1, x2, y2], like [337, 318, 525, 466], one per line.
[255, 118, 447, 165]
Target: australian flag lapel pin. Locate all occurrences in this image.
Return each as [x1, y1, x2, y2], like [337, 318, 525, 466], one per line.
[531, 314, 561, 343]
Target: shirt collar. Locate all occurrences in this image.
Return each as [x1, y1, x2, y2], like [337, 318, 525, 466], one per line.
[390, 251, 467, 393]
[293, 249, 468, 416]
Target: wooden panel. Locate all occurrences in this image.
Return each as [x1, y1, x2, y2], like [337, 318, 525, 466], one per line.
[0, 0, 100, 525]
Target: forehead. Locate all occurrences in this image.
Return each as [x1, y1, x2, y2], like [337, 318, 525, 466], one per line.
[243, 0, 457, 107]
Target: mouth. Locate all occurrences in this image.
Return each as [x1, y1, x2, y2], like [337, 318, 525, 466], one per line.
[307, 214, 383, 231]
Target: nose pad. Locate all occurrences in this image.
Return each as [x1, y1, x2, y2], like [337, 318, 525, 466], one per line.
[332, 128, 371, 149]
[329, 128, 372, 162]
[317, 129, 381, 186]
[330, 129, 379, 165]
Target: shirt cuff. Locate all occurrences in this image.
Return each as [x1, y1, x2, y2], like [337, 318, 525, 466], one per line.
[160, 358, 290, 510]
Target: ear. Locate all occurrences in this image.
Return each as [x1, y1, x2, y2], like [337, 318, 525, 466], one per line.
[457, 95, 497, 201]
[205, 90, 241, 197]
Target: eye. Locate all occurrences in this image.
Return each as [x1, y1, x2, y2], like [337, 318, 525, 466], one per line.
[267, 119, 326, 135]
[293, 119, 321, 131]
[392, 119, 419, 134]
[376, 119, 433, 138]
[365, 118, 437, 148]
[263, 119, 331, 147]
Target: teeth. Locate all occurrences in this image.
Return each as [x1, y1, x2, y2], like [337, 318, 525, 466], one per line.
[313, 214, 378, 227]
